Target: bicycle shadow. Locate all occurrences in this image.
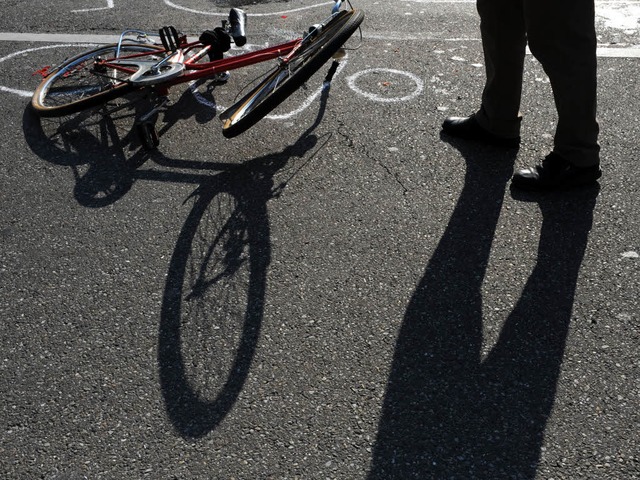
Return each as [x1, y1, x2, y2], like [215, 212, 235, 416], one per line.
[368, 135, 599, 479]
[157, 127, 326, 439]
[24, 79, 336, 439]
[22, 61, 344, 208]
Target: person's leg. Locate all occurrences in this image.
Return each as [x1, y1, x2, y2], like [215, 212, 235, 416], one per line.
[474, 0, 527, 138]
[442, 0, 526, 145]
[524, 0, 600, 167]
[510, 0, 600, 190]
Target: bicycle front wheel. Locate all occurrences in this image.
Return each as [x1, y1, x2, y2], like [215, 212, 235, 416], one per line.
[32, 43, 165, 118]
[220, 9, 364, 138]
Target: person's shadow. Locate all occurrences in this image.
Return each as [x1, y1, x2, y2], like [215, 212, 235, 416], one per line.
[368, 135, 599, 479]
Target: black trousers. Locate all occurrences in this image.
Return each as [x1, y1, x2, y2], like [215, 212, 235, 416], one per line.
[474, 0, 600, 166]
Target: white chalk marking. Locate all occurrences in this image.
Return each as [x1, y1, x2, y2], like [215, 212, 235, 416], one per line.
[0, 86, 32, 97]
[266, 60, 347, 119]
[188, 81, 219, 111]
[347, 68, 424, 103]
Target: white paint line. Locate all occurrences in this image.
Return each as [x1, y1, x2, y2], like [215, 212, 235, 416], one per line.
[363, 33, 478, 41]
[163, 0, 333, 17]
[1, 32, 640, 58]
[0, 85, 32, 97]
[597, 47, 640, 57]
[0, 43, 96, 64]
[72, 0, 114, 13]
[0, 32, 121, 43]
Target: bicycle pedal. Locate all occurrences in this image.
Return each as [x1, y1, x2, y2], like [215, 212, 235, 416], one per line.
[159, 25, 181, 52]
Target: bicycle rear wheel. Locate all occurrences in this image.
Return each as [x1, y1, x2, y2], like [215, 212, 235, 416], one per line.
[32, 43, 165, 118]
[220, 9, 364, 138]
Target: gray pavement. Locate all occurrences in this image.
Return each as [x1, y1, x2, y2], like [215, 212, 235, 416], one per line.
[0, 1, 638, 479]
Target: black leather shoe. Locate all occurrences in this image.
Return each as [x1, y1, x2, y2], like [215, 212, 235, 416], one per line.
[511, 153, 602, 191]
[442, 115, 520, 148]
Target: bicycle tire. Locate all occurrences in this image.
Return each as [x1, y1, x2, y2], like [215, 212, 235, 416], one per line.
[31, 43, 165, 118]
[220, 9, 364, 138]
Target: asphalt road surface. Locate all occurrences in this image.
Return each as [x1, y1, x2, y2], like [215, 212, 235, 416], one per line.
[1, 1, 638, 479]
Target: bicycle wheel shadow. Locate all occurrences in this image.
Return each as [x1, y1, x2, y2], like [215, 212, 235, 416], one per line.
[156, 132, 321, 438]
[368, 134, 599, 479]
[157, 85, 335, 439]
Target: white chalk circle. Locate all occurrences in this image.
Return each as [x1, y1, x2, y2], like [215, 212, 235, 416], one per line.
[346, 68, 424, 103]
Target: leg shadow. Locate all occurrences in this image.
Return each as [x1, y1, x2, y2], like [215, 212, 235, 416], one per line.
[368, 136, 598, 478]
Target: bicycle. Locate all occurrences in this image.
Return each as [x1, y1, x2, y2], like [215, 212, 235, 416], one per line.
[30, 0, 364, 147]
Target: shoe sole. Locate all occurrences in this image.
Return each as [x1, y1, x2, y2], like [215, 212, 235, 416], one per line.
[511, 170, 602, 191]
[441, 127, 520, 149]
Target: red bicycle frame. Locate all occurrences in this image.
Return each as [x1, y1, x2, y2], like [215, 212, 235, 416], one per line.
[97, 38, 303, 90]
